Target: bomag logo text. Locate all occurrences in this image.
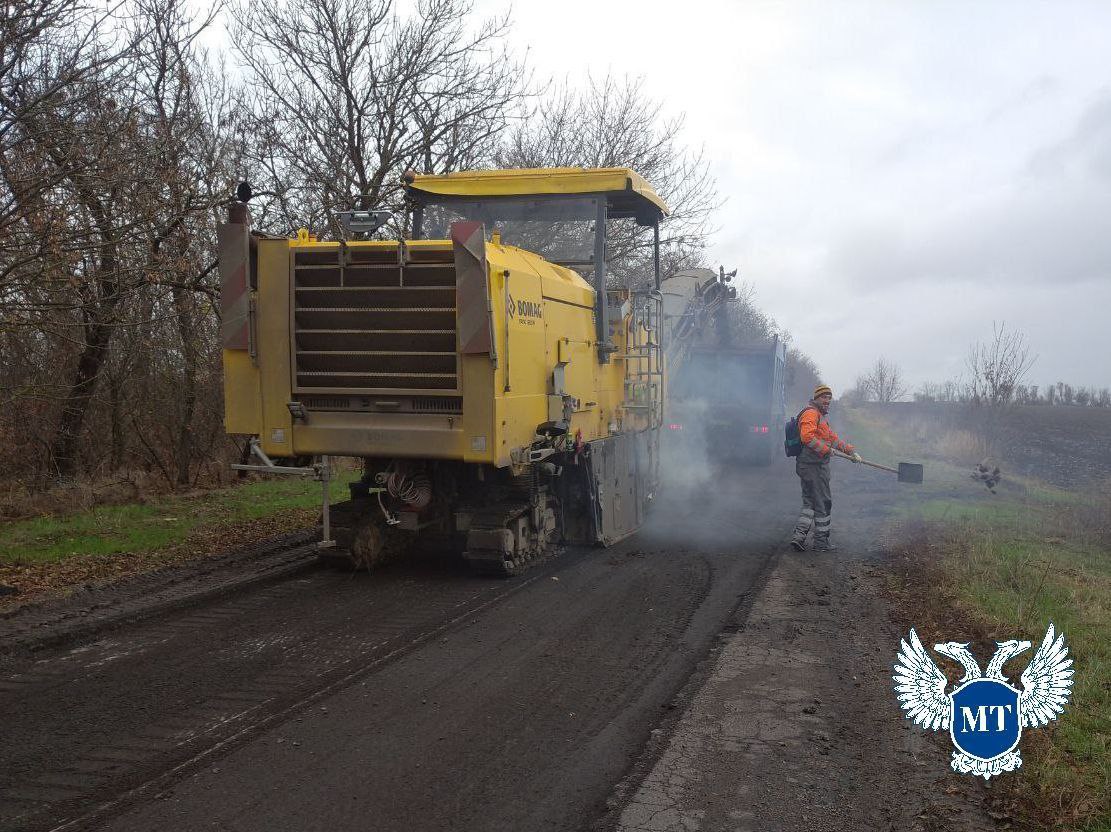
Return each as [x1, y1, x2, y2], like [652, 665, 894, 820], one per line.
[507, 294, 542, 325]
[516, 300, 542, 319]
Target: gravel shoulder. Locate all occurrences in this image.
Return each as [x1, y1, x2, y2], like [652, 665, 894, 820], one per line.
[609, 465, 1006, 832]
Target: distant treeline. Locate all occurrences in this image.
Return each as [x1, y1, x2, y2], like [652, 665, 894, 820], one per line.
[914, 381, 1111, 407]
[846, 326, 1104, 409]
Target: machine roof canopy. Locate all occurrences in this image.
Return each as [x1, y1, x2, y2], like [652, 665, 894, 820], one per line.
[404, 167, 669, 225]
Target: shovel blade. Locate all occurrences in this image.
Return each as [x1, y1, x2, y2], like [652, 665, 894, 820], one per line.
[898, 462, 924, 484]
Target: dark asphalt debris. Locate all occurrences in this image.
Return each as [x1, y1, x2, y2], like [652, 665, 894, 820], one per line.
[971, 461, 1002, 493]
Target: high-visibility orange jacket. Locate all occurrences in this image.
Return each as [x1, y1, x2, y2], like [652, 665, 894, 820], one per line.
[798, 405, 855, 458]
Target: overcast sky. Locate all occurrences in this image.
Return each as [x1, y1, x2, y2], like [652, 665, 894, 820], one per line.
[473, 0, 1111, 393]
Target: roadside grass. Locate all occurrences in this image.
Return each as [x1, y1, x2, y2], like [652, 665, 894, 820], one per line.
[855, 405, 1111, 830]
[0, 473, 355, 566]
[895, 513, 1110, 830]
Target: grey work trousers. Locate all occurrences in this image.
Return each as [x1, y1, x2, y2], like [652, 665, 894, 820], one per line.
[792, 453, 832, 544]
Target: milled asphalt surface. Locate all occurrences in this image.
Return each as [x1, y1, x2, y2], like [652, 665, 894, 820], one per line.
[2, 464, 797, 832]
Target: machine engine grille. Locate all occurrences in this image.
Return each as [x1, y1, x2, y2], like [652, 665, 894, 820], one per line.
[292, 245, 458, 394]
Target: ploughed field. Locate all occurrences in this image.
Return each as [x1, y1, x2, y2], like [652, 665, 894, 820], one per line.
[858, 402, 1111, 489]
[993, 405, 1111, 487]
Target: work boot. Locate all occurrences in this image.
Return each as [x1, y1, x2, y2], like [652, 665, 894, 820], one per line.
[814, 534, 838, 552]
[789, 510, 814, 551]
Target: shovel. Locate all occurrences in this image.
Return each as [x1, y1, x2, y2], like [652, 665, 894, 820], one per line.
[833, 449, 923, 484]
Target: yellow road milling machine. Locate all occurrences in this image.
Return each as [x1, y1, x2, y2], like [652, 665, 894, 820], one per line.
[220, 168, 673, 575]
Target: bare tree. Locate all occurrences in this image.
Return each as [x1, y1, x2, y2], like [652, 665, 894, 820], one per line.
[496, 73, 719, 286]
[914, 381, 939, 402]
[839, 381, 868, 406]
[127, 0, 239, 486]
[0, 4, 152, 479]
[721, 277, 779, 347]
[785, 348, 822, 410]
[0, 0, 137, 282]
[0, 0, 239, 483]
[858, 357, 907, 403]
[1055, 381, 1074, 406]
[937, 378, 961, 403]
[230, 0, 530, 238]
[966, 323, 1036, 408]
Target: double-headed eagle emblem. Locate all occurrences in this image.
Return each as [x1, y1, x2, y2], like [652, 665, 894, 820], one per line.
[894, 624, 1073, 779]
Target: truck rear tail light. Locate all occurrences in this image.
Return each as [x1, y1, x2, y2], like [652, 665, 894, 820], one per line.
[668, 423, 683, 431]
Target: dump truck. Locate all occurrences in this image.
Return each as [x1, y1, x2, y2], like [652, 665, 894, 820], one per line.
[219, 168, 677, 575]
[667, 338, 788, 466]
[659, 266, 786, 466]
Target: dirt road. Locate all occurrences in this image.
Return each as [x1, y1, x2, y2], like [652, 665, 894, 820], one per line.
[1, 459, 1006, 832]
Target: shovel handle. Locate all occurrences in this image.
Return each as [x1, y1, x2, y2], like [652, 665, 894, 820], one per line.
[832, 449, 899, 474]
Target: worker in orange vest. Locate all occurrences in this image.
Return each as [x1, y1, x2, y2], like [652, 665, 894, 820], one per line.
[790, 385, 862, 552]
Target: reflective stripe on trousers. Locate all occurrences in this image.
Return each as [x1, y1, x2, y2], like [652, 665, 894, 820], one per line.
[814, 514, 831, 539]
[794, 454, 833, 542]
